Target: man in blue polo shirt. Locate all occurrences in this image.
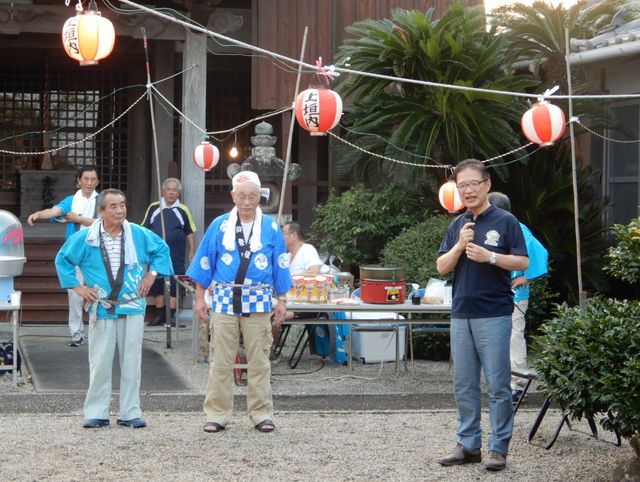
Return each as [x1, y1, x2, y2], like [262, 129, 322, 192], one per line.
[142, 178, 196, 327]
[436, 159, 528, 472]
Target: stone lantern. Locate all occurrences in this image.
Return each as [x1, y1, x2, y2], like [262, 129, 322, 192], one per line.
[227, 121, 301, 216]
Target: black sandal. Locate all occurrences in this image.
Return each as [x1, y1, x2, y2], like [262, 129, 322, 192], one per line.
[203, 422, 225, 433]
[255, 419, 275, 432]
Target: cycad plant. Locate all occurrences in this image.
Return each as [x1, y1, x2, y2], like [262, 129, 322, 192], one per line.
[334, 0, 538, 183]
[489, 0, 631, 85]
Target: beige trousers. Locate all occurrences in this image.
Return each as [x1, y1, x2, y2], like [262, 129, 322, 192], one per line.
[203, 312, 273, 426]
[510, 299, 529, 389]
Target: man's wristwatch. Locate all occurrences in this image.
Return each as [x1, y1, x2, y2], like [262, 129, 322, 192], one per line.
[488, 252, 497, 265]
[149, 270, 158, 277]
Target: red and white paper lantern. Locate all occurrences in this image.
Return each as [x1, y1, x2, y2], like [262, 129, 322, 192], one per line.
[439, 180, 464, 213]
[295, 88, 342, 136]
[192, 141, 219, 171]
[62, 6, 115, 66]
[521, 101, 566, 146]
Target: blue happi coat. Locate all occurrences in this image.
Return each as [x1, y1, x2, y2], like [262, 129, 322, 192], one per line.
[187, 212, 293, 315]
[512, 223, 548, 302]
[55, 222, 173, 319]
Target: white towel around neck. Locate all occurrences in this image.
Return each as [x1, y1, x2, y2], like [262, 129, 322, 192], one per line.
[70, 189, 98, 220]
[222, 206, 263, 253]
[86, 219, 139, 266]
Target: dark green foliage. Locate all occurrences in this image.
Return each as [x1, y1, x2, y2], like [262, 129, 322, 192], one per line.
[309, 184, 426, 271]
[604, 217, 640, 284]
[490, 0, 631, 82]
[380, 215, 452, 286]
[525, 270, 560, 340]
[491, 143, 609, 304]
[334, 1, 538, 180]
[532, 296, 640, 439]
[412, 331, 450, 361]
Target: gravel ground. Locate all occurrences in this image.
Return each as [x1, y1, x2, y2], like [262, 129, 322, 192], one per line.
[0, 411, 632, 481]
[0, 324, 634, 481]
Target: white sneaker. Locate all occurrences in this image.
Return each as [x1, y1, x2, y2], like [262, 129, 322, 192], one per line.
[69, 335, 85, 347]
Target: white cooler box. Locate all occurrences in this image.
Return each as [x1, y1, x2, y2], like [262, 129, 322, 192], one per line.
[347, 312, 406, 363]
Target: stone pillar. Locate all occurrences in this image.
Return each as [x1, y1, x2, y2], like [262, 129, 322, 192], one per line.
[180, 31, 207, 242]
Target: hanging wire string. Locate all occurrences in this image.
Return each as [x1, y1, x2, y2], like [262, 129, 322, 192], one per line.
[150, 83, 292, 138]
[207, 105, 293, 135]
[330, 129, 538, 169]
[339, 124, 439, 162]
[328, 131, 450, 169]
[0, 91, 146, 156]
[149, 85, 207, 136]
[482, 142, 536, 163]
[573, 118, 640, 144]
[114, 0, 640, 102]
[103, 0, 309, 76]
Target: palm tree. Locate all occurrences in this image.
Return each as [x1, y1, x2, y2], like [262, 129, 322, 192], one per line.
[333, 0, 538, 183]
[489, 0, 631, 86]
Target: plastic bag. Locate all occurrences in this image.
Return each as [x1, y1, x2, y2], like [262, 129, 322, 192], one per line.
[422, 278, 447, 305]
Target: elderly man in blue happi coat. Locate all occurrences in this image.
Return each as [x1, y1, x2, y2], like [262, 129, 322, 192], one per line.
[187, 171, 292, 434]
[56, 189, 173, 429]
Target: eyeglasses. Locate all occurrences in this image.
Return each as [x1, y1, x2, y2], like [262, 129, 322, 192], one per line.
[456, 179, 487, 191]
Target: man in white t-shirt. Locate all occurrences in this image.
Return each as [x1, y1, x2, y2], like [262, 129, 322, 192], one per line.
[282, 222, 322, 276]
[272, 222, 324, 353]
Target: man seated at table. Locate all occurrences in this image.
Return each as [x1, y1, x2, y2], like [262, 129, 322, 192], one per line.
[272, 222, 324, 357]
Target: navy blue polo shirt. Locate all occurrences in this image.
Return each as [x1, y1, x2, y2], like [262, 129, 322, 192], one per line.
[438, 205, 528, 318]
[142, 201, 196, 270]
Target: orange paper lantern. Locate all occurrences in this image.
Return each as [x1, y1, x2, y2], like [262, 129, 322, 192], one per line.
[521, 101, 566, 146]
[192, 141, 220, 171]
[295, 88, 342, 136]
[439, 180, 464, 213]
[62, 2, 115, 66]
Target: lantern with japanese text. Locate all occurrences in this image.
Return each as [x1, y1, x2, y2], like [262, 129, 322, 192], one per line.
[62, 1, 115, 66]
[521, 101, 566, 146]
[192, 141, 219, 171]
[295, 88, 343, 136]
[439, 180, 464, 213]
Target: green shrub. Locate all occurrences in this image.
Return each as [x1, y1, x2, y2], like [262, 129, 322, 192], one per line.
[604, 217, 640, 284]
[411, 330, 450, 361]
[380, 215, 452, 286]
[532, 296, 640, 439]
[310, 184, 425, 270]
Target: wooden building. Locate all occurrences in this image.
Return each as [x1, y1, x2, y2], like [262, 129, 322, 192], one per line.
[0, 0, 481, 321]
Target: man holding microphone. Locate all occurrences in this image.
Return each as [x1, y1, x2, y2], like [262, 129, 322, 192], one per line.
[436, 159, 528, 472]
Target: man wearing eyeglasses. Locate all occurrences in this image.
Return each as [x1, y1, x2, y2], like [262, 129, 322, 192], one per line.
[436, 159, 529, 472]
[187, 171, 292, 435]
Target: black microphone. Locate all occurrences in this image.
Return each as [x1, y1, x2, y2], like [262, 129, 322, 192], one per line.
[464, 210, 474, 229]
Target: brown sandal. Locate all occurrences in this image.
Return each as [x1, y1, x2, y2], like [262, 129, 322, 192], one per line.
[203, 422, 225, 433]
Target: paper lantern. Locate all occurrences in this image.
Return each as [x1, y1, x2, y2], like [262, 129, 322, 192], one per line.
[62, 2, 115, 66]
[295, 88, 342, 136]
[192, 141, 219, 171]
[439, 180, 464, 213]
[521, 101, 566, 146]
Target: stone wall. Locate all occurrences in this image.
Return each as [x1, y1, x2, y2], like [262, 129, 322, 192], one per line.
[19, 170, 76, 222]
